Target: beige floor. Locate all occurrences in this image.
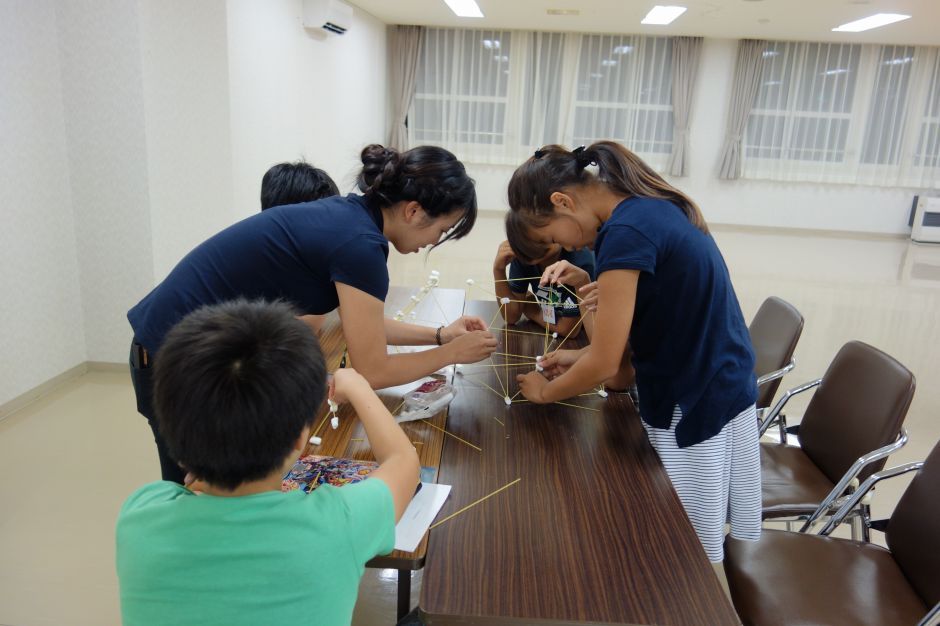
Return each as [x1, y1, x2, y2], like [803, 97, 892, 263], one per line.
[2, 216, 939, 626]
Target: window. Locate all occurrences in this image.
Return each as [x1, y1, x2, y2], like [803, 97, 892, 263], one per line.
[410, 28, 676, 168]
[742, 41, 940, 187]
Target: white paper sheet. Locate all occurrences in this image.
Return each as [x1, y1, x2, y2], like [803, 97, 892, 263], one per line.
[394, 482, 452, 552]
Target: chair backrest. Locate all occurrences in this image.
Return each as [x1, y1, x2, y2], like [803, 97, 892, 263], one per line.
[748, 296, 804, 409]
[799, 341, 915, 484]
[888, 440, 940, 608]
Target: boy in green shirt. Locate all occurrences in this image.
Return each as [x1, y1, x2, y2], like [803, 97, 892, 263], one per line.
[116, 299, 420, 626]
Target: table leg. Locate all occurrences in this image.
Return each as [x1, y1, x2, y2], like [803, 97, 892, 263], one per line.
[397, 569, 411, 622]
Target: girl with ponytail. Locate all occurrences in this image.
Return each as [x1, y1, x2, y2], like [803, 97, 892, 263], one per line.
[510, 142, 759, 563]
[128, 144, 496, 484]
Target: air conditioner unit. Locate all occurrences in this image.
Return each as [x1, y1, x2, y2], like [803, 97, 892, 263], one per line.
[302, 0, 352, 35]
[910, 196, 940, 244]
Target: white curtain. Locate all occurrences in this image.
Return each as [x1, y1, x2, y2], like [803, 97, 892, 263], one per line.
[718, 40, 766, 180]
[387, 25, 424, 151]
[741, 41, 940, 189]
[409, 28, 676, 169]
[666, 37, 703, 177]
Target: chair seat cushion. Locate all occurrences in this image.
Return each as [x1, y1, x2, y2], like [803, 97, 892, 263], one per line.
[761, 442, 833, 518]
[725, 530, 928, 626]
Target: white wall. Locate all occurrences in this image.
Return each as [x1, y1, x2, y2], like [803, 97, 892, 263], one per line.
[1, 0, 389, 406]
[467, 38, 919, 235]
[56, 0, 156, 365]
[0, 1, 86, 406]
[139, 0, 235, 281]
[227, 1, 388, 218]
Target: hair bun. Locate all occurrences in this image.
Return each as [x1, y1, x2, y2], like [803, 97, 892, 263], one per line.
[358, 144, 402, 203]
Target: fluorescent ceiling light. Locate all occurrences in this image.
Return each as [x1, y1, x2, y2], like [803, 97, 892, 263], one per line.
[821, 68, 850, 76]
[443, 0, 483, 18]
[832, 13, 910, 32]
[641, 5, 687, 25]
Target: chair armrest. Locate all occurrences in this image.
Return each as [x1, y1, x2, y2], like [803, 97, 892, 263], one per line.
[799, 428, 910, 533]
[756, 359, 795, 388]
[818, 457, 924, 536]
[758, 378, 822, 436]
[916, 601, 940, 626]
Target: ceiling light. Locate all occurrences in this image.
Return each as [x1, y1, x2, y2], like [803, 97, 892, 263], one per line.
[482, 39, 500, 49]
[443, 0, 483, 18]
[832, 13, 910, 32]
[641, 6, 687, 25]
[884, 56, 913, 65]
[613, 45, 634, 54]
[762, 50, 779, 58]
[821, 68, 850, 76]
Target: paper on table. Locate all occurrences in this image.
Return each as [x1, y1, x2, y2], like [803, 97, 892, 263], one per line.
[394, 482, 452, 552]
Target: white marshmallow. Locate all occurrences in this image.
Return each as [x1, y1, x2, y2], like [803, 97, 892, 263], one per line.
[465, 278, 475, 286]
[535, 364, 544, 372]
[552, 332, 558, 339]
[327, 398, 338, 412]
[504, 396, 512, 406]
[535, 355, 543, 362]
[598, 389, 609, 398]
[309, 435, 322, 445]
[330, 416, 339, 430]
[500, 297, 510, 305]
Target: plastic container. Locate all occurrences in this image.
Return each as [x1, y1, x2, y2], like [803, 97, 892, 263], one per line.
[397, 379, 457, 423]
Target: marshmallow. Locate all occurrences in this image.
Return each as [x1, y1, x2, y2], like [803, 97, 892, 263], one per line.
[431, 270, 440, 276]
[309, 435, 322, 445]
[327, 398, 338, 412]
[410, 295, 418, 302]
[535, 355, 543, 361]
[504, 396, 512, 406]
[552, 332, 558, 339]
[598, 389, 609, 398]
[330, 416, 339, 430]
[535, 364, 544, 372]
[465, 278, 475, 286]
[500, 297, 510, 305]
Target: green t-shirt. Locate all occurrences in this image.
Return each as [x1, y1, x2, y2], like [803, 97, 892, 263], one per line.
[116, 478, 395, 626]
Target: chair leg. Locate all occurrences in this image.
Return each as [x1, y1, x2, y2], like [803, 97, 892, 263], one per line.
[777, 413, 788, 445]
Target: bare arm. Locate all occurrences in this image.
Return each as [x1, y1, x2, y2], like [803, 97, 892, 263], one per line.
[333, 369, 420, 521]
[517, 270, 637, 402]
[337, 282, 496, 388]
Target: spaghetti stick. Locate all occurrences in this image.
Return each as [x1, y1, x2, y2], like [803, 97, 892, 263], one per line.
[429, 478, 521, 529]
[550, 314, 585, 353]
[420, 419, 482, 452]
[554, 401, 601, 412]
[493, 276, 543, 283]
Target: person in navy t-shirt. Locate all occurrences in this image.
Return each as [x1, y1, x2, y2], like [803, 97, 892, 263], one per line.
[507, 142, 760, 563]
[128, 144, 497, 483]
[492, 237, 595, 339]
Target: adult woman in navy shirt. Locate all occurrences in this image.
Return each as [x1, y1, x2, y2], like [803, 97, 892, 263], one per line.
[510, 142, 760, 562]
[128, 144, 497, 483]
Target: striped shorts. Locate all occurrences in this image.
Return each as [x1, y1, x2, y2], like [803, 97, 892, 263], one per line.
[644, 404, 761, 562]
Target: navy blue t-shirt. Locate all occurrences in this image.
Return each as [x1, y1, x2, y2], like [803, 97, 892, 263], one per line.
[594, 196, 756, 448]
[507, 249, 596, 318]
[128, 194, 389, 354]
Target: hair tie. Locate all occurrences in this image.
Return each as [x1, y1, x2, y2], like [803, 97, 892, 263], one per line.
[533, 148, 547, 159]
[572, 145, 595, 169]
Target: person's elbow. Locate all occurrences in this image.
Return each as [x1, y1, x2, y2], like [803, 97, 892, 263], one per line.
[349, 358, 388, 389]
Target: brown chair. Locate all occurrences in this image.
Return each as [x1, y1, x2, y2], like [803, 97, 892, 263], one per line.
[758, 341, 915, 538]
[748, 297, 804, 434]
[724, 440, 940, 626]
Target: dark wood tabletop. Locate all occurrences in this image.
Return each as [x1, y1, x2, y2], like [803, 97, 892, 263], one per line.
[301, 285, 465, 569]
[418, 300, 741, 625]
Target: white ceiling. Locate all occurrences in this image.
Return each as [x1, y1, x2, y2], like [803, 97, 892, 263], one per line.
[346, 0, 940, 46]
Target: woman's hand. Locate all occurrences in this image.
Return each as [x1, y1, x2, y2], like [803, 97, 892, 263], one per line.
[446, 330, 498, 363]
[441, 315, 489, 343]
[539, 349, 583, 379]
[578, 281, 598, 312]
[516, 371, 550, 403]
[540, 260, 590, 289]
[493, 240, 515, 272]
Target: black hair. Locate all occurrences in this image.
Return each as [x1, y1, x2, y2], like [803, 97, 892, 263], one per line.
[506, 142, 708, 260]
[356, 144, 477, 245]
[152, 299, 327, 490]
[260, 160, 339, 210]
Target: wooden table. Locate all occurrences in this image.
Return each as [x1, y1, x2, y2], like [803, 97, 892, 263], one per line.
[417, 300, 741, 625]
[302, 286, 465, 621]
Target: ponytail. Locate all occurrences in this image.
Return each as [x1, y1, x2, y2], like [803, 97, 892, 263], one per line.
[506, 141, 708, 235]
